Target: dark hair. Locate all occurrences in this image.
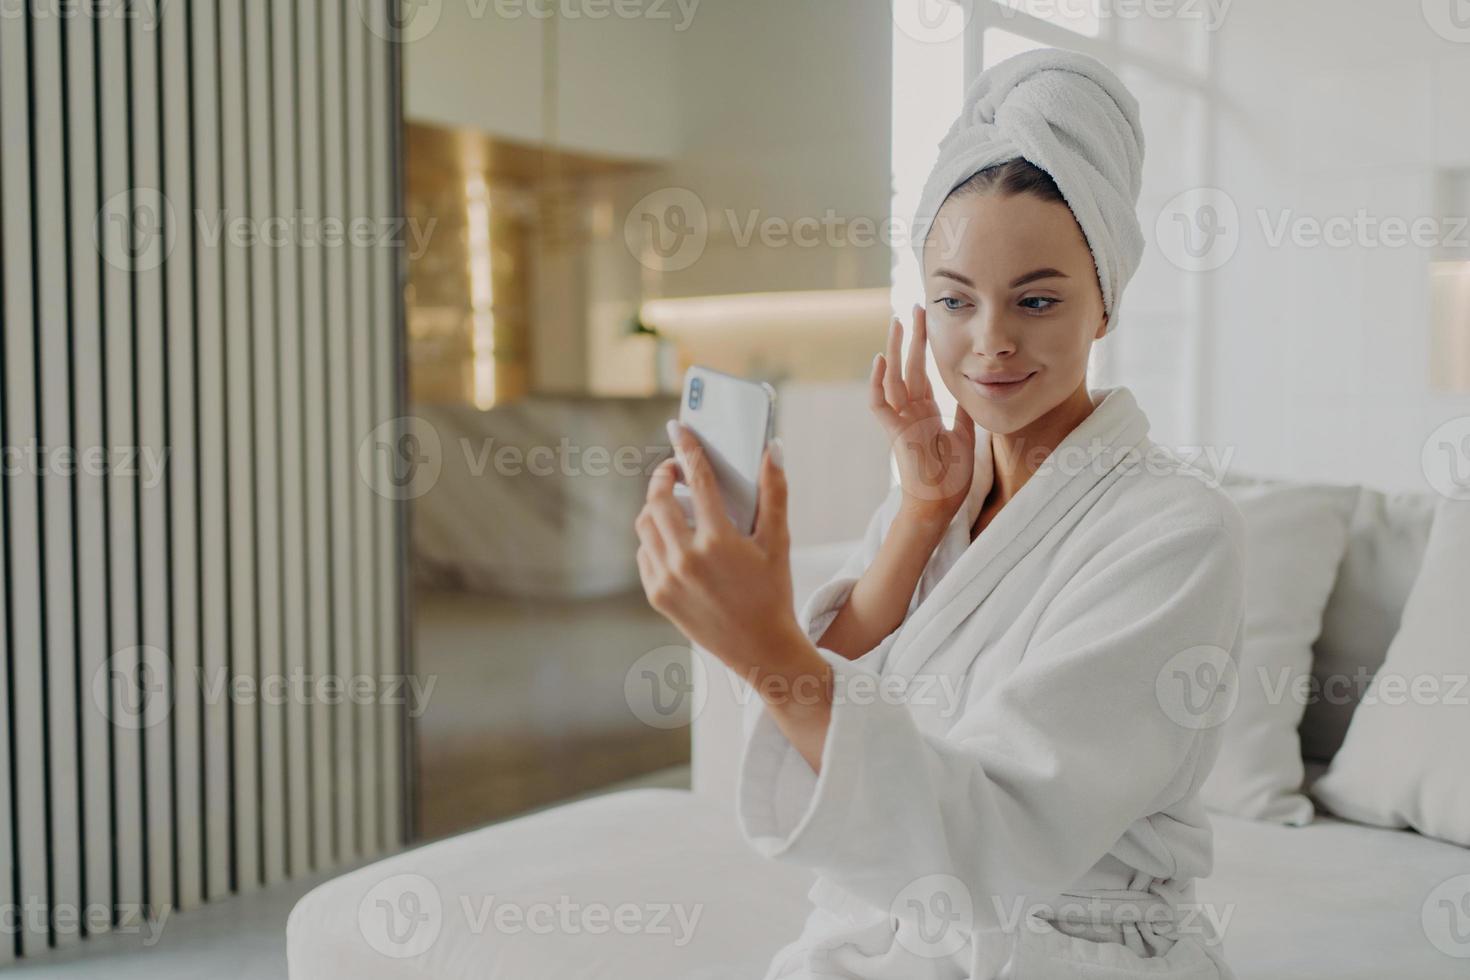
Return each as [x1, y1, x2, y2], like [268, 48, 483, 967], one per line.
[949, 157, 1065, 204]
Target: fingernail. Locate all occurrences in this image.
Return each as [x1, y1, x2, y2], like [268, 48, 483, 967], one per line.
[665, 419, 682, 446]
[769, 437, 784, 469]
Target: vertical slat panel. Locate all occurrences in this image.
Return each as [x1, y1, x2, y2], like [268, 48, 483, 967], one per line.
[368, 0, 404, 851]
[0, 17, 23, 963]
[32, 6, 81, 949]
[344, 0, 380, 858]
[97, 0, 144, 926]
[321, 0, 359, 864]
[130, 0, 176, 918]
[273, 0, 312, 879]
[66, 7, 115, 936]
[191, 0, 233, 904]
[246, 0, 288, 890]
[298, 0, 336, 871]
[0, 357, 12, 961]
[162, 0, 204, 912]
[0, 3, 405, 958]
[3, 17, 49, 957]
[218, 0, 261, 893]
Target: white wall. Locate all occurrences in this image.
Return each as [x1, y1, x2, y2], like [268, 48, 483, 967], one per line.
[1201, 0, 1470, 493]
[654, 0, 894, 298]
[403, 0, 680, 161]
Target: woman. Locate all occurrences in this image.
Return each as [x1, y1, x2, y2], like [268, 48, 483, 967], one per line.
[634, 48, 1246, 979]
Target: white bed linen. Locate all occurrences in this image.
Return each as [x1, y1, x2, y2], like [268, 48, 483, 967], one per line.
[287, 787, 1470, 979]
[287, 788, 815, 980]
[1198, 812, 1470, 979]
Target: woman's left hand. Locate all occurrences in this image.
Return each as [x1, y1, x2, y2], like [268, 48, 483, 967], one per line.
[636, 422, 808, 676]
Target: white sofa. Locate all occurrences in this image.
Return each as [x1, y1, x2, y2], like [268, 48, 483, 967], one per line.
[288, 480, 1470, 979]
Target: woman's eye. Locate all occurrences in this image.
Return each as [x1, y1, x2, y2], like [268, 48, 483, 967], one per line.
[937, 297, 968, 312]
[1020, 296, 1059, 312]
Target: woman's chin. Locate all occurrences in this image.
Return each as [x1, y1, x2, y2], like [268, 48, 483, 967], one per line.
[962, 397, 1035, 438]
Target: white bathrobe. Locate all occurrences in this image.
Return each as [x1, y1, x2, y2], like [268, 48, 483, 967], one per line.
[736, 386, 1247, 980]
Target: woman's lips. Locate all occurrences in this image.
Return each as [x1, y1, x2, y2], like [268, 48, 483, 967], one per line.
[965, 369, 1038, 400]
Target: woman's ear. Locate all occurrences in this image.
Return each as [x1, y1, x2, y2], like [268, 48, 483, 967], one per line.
[1094, 314, 1109, 340]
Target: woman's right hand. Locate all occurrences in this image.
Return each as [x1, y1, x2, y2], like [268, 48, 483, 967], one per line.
[870, 304, 977, 527]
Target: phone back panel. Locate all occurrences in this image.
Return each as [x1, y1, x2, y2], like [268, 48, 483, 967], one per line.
[677, 366, 775, 534]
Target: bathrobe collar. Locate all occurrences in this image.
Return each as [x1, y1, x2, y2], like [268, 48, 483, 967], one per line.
[882, 385, 1152, 681]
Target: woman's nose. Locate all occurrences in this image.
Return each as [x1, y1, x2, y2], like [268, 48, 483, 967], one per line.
[972, 312, 1018, 358]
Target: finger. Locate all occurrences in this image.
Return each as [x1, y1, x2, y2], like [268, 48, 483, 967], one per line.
[643, 458, 693, 549]
[753, 439, 789, 554]
[635, 544, 663, 606]
[646, 454, 678, 503]
[868, 352, 899, 431]
[905, 303, 931, 400]
[667, 420, 735, 534]
[883, 317, 907, 408]
[634, 501, 668, 564]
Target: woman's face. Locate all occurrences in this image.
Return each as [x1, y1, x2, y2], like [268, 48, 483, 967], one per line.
[922, 190, 1108, 437]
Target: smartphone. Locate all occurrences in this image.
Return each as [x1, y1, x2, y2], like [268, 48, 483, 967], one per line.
[673, 365, 777, 535]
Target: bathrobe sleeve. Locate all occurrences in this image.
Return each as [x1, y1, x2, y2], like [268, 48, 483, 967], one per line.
[737, 516, 1246, 929]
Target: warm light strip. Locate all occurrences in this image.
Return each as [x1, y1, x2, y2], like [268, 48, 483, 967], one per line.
[639, 287, 892, 335]
[466, 172, 497, 409]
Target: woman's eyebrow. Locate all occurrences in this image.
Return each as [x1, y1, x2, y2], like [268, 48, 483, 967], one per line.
[1009, 267, 1069, 288]
[930, 268, 1070, 288]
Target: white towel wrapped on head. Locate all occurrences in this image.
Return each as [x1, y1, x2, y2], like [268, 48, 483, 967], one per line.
[910, 48, 1146, 333]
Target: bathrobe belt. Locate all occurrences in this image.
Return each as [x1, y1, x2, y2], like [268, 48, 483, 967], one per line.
[1031, 889, 1178, 929]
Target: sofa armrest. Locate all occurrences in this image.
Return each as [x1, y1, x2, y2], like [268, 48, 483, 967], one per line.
[691, 539, 859, 821]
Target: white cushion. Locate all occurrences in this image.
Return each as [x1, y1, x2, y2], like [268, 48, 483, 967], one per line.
[286, 788, 814, 979]
[1311, 499, 1470, 847]
[1303, 487, 1437, 762]
[1201, 481, 1356, 824]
